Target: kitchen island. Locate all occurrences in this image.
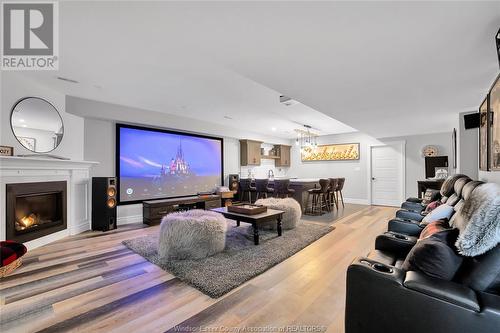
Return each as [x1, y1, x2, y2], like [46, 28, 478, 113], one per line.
[283, 178, 319, 212]
[246, 178, 320, 212]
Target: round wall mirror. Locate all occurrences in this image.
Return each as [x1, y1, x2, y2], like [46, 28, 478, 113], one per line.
[10, 97, 64, 153]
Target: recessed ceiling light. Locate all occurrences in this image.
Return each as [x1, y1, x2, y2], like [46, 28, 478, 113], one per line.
[22, 124, 27, 127]
[19, 119, 25, 123]
[223, 115, 233, 120]
[271, 127, 277, 131]
[57, 76, 79, 84]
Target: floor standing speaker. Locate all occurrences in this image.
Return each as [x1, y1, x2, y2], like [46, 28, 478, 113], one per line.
[92, 177, 117, 231]
[228, 174, 239, 192]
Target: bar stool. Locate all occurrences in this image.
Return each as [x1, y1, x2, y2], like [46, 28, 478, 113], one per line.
[239, 178, 256, 203]
[273, 179, 295, 198]
[255, 179, 274, 200]
[328, 178, 339, 209]
[335, 178, 345, 207]
[305, 179, 331, 215]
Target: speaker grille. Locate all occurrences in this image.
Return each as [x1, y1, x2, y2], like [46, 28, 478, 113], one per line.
[92, 177, 117, 231]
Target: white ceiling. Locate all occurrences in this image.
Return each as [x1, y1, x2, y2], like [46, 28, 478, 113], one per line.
[19, 1, 500, 138]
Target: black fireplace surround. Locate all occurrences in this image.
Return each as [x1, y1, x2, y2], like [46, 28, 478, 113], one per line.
[6, 181, 67, 243]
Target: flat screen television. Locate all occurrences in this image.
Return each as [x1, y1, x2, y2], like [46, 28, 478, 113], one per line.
[116, 124, 223, 204]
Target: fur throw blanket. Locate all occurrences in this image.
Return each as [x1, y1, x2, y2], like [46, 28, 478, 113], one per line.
[454, 183, 500, 257]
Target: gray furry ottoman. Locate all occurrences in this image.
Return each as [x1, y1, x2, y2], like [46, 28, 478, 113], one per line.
[255, 197, 302, 230]
[158, 209, 227, 260]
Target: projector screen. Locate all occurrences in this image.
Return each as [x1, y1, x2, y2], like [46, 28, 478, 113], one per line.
[116, 124, 223, 204]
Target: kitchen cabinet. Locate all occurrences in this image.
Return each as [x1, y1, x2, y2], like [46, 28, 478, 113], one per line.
[275, 145, 291, 167]
[240, 140, 262, 166]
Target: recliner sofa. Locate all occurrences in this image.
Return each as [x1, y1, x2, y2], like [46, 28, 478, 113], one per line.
[345, 179, 500, 333]
[389, 175, 471, 236]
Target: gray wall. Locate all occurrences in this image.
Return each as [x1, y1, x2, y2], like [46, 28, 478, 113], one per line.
[459, 111, 478, 179]
[289, 131, 453, 203]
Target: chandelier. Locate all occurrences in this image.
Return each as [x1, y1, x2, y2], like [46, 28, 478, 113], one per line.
[294, 125, 319, 149]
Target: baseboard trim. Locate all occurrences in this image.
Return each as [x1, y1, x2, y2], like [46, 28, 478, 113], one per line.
[70, 221, 91, 235]
[343, 198, 370, 205]
[25, 229, 69, 250]
[117, 214, 143, 225]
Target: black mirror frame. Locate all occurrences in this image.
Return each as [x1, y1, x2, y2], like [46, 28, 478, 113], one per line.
[10, 96, 64, 154]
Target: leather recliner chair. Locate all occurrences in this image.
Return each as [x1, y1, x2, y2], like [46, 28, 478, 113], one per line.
[400, 188, 441, 213]
[345, 245, 500, 333]
[374, 180, 484, 265]
[388, 175, 472, 236]
[345, 181, 500, 333]
[397, 174, 467, 214]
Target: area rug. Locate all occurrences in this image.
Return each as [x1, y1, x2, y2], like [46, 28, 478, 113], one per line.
[122, 221, 334, 298]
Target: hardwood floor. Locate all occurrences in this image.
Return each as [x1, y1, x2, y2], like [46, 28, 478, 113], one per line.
[0, 205, 397, 333]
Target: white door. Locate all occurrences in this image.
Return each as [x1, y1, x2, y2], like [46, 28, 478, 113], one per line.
[370, 143, 404, 206]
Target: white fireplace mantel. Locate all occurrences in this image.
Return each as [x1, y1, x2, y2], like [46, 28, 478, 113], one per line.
[0, 156, 99, 249]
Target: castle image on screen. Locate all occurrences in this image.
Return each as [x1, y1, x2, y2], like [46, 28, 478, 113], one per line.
[118, 125, 222, 203]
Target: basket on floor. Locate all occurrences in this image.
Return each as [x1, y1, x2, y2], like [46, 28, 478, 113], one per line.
[0, 257, 22, 277]
[1, 240, 27, 277]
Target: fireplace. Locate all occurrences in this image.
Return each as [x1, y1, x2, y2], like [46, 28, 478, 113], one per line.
[6, 181, 67, 243]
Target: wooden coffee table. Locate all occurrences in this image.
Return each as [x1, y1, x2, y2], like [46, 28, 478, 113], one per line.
[211, 207, 284, 245]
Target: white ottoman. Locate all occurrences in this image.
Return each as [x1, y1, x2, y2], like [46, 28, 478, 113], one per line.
[158, 209, 227, 260]
[254, 197, 302, 230]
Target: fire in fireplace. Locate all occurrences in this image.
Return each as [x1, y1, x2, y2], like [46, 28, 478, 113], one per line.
[6, 181, 67, 243]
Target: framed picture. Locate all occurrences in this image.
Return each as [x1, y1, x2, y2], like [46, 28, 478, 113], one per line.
[301, 143, 360, 161]
[434, 167, 448, 179]
[479, 96, 489, 171]
[452, 128, 457, 169]
[490, 74, 500, 170]
[18, 137, 36, 151]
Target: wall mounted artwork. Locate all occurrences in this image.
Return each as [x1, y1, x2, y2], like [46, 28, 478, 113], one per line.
[479, 96, 489, 171]
[479, 73, 500, 171]
[490, 74, 500, 170]
[301, 143, 360, 161]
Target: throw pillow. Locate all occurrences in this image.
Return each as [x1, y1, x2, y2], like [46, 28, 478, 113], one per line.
[421, 204, 454, 225]
[419, 220, 450, 240]
[402, 231, 462, 280]
[424, 200, 442, 214]
[422, 189, 441, 205]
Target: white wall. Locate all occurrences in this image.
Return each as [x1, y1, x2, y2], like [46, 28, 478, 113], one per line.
[455, 112, 499, 184]
[458, 111, 478, 179]
[11, 126, 57, 153]
[69, 96, 290, 145]
[381, 132, 453, 197]
[289, 132, 380, 203]
[83, 116, 259, 224]
[479, 171, 500, 183]
[289, 131, 453, 203]
[1, 73, 84, 160]
[74, 96, 294, 224]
